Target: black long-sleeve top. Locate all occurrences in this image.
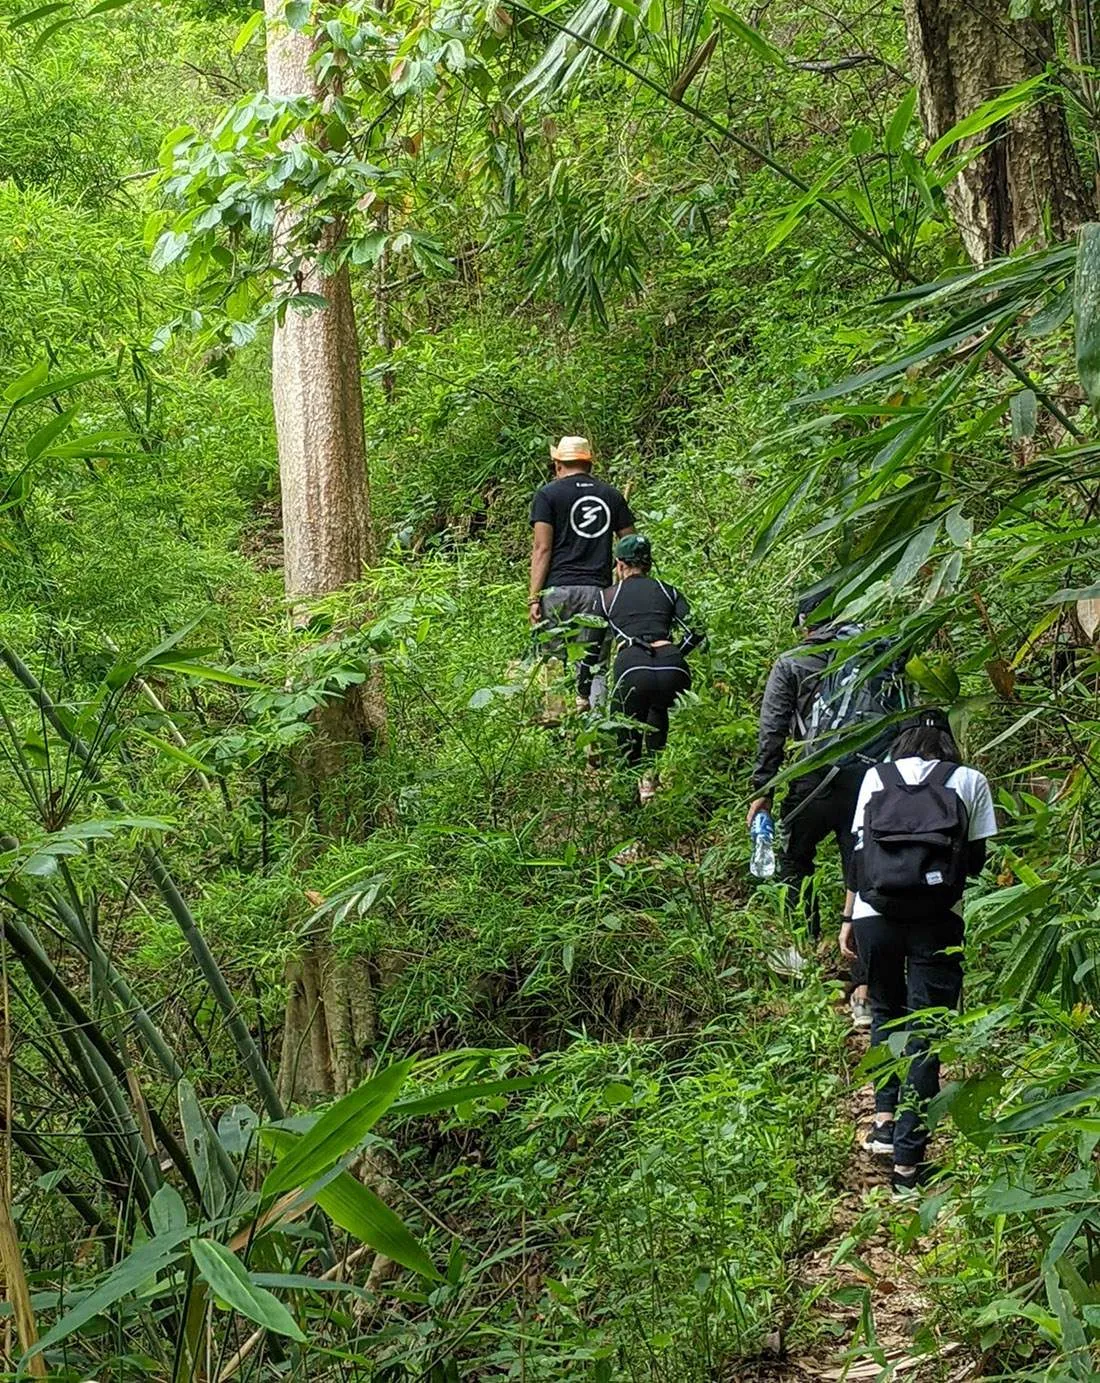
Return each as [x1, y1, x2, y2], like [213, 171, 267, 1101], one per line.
[598, 575, 705, 654]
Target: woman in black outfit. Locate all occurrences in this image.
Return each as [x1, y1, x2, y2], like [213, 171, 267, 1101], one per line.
[599, 535, 704, 802]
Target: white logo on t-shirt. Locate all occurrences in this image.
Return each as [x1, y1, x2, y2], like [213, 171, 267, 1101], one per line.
[569, 495, 611, 539]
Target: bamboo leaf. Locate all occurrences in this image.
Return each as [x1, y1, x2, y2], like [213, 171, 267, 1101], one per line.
[3, 361, 48, 404]
[925, 73, 1046, 164]
[22, 1229, 192, 1363]
[261, 1128, 439, 1279]
[189, 1239, 306, 1341]
[262, 1060, 413, 1197]
[710, 4, 784, 66]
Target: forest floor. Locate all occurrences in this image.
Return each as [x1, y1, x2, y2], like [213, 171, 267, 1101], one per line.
[744, 1028, 977, 1383]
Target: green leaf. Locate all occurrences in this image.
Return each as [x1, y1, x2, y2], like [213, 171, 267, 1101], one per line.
[25, 407, 77, 460]
[145, 657, 265, 689]
[10, 2, 70, 27]
[905, 653, 960, 702]
[149, 1184, 189, 1236]
[86, 0, 132, 13]
[885, 87, 916, 154]
[262, 1059, 413, 1197]
[998, 1082, 1100, 1134]
[285, 0, 310, 29]
[32, 13, 78, 48]
[389, 1075, 541, 1118]
[23, 1228, 192, 1363]
[710, 4, 785, 66]
[232, 8, 264, 53]
[190, 1239, 306, 1342]
[3, 360, 48, 404]
[150, 230, 189, 273]
[925, 73, 1046, 164]
[134, 731, 215, 776]
[261, 1127, 439, 1278]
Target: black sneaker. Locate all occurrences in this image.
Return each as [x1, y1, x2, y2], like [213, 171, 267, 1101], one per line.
[891, 1162, 939, 1196]
[861, 1120, 895, 1157]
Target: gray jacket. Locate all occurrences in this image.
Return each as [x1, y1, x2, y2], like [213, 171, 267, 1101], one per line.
[749, 624, 855, 793]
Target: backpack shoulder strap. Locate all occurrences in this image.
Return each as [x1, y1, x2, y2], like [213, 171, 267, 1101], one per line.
[876, 761, 905, 789]
[928, 760, 959, 788]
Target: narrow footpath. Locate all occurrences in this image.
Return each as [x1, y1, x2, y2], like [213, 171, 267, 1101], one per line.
[748, 1026, 977, 1383]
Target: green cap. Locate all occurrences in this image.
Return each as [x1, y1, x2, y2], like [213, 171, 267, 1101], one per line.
[616, 534, 652, 565]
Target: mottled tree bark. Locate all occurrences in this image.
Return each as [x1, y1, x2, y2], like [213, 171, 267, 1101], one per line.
[904, 0, 1092, 263]
[266, 0, 379, 1102]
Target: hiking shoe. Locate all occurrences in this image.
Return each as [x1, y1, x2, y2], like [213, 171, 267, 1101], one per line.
[638, 773, 659, 804]
[891, 1162, 939, 1196]
[861, 1119, 895, 1157]
[849, 992, 873, 1030]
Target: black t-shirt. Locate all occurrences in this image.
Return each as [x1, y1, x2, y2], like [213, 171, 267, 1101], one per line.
[529, 473, 634, 587]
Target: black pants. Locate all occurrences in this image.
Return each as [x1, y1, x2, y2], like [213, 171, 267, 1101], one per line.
[779, 765, 866, 982]
[611, 644, 691, 767]
[853, 910, 963, 1166]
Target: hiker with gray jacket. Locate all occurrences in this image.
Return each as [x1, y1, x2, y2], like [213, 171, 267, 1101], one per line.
[747, 589, 906, 1026]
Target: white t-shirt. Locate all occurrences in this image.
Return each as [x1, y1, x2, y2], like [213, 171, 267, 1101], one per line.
[850, 757, 997, 920]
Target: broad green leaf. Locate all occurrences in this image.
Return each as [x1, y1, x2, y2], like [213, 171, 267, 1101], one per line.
[3, 361, 48, 404]
[285, 0, 310, 28]
[149, 1184, 189, 1237]
[766, 159, 846, 254]
[18, 365, 113, 405]
[926, 73, 1046, 163]
[262, 1059, 413, 1197]
[262, 1128, 439, 1279]
[890, 519, 940, 591]
[190, 1239, 306, 1342]
[905, 653, 959, 701]
[23, 1228, 192, 1362]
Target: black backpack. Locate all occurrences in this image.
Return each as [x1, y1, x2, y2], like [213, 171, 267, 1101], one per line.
[858, 761, 969, 920]
[798, 626, 908, 767]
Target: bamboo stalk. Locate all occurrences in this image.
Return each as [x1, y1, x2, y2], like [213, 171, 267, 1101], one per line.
[0, 648, 285, 1122]
[0, 922, 47, 1377]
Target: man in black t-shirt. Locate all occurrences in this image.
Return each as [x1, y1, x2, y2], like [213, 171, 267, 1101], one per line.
[528, 435, 635, 709]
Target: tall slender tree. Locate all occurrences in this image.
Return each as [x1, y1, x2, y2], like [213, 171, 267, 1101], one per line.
[265, 0, 381, 1100]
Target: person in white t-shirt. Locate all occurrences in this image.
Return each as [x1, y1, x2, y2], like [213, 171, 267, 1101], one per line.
[838, 709, 997, 1194]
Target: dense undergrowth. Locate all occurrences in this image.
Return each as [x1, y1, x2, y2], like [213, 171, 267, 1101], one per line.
[3, 0, 1100, 1378]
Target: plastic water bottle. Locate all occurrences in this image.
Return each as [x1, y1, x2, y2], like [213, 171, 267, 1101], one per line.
[750, 810, 776, 879]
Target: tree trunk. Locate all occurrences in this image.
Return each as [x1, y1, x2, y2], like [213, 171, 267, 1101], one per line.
[904, 0, 1092, 263]
[266, 0, 380, 1103]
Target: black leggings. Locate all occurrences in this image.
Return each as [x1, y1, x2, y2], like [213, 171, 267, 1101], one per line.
[854, 910, 963, 1166]
[611, 644, 691, 767]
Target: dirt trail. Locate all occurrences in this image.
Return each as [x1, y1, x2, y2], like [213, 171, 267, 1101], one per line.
[741, 1028, 978, 1383]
